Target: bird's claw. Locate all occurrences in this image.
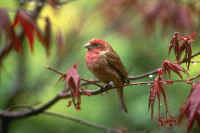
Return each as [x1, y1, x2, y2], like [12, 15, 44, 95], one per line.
[100, 82, 113, 94]
[104, 84, 112, 89]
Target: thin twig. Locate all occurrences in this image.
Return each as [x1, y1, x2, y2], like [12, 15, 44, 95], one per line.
[43, 111, 121, 133]
[46, 66, 64, 76]
[47, 66, 104, 88]
[128, 50, 200, 81]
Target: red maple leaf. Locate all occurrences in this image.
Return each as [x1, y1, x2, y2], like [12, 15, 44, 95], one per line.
[59, 64, 81, 110]
[178, 81, 200, 133]
[12, 10, 43, 52]
[179, 32, 195, 69]
[168, 32, 180, 61]
[162, 60, 188, 79]
[148, 69, 176, 126]
[168, 32, 195, 69]
[148, 69, 169, 120]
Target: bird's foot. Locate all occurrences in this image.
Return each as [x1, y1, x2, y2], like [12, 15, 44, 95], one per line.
[100, 82, 114, 94]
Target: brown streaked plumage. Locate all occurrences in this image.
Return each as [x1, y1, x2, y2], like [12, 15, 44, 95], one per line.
[84, 38, 129, 112]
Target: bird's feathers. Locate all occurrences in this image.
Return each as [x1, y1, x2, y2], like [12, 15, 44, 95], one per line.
[103, 50, 128, 84]
[85, 38, 129, 112]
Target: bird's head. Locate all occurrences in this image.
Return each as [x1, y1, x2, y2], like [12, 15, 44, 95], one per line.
[84, 38, 111, 51]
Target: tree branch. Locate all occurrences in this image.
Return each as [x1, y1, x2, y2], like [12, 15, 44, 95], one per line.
[0, 81, 152, 118]
[0, 94, 61, 118]
[0, 77, 191, 119]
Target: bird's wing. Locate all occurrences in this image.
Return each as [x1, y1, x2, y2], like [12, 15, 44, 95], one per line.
[103, 50, 128, 83]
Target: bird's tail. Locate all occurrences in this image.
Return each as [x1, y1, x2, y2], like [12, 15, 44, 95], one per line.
[117, 87, 128, 113]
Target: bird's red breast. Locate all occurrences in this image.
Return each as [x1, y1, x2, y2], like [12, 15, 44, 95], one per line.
[85, 47, 102, 66]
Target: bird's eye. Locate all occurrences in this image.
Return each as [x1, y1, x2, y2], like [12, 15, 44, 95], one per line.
[92, 43, 99, 47]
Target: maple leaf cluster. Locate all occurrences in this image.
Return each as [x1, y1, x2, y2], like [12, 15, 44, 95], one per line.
[58, 64, 82, 110]
[49, 64, 91, 110]
[148, 59, 189, 125]
[148, 68, 177, 126]
[148, 69, 168, 120]
[0, 7, 67, 60]
[12, 10, 52, 53]
[168, 32, 195, 69]
[148, 32, 198, 132]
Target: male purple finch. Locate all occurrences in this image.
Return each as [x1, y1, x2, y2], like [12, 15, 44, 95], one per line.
[84, 38, 129, 113]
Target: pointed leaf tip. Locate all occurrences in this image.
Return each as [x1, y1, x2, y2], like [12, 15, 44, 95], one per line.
[162, 60, 187, 79]
[12, 10, 43, 52]
[64, 64, 81, 110]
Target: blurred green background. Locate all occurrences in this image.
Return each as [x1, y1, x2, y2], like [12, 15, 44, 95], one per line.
[1, 0, 200, 133]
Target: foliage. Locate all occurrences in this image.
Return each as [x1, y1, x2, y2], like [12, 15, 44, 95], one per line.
[1, 0, 200, 133]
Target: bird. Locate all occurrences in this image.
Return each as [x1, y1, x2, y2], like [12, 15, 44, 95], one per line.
[84, 38, 129, 113]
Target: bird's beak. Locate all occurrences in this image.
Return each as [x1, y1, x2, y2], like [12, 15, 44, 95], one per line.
[83, 42, 91, 49]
